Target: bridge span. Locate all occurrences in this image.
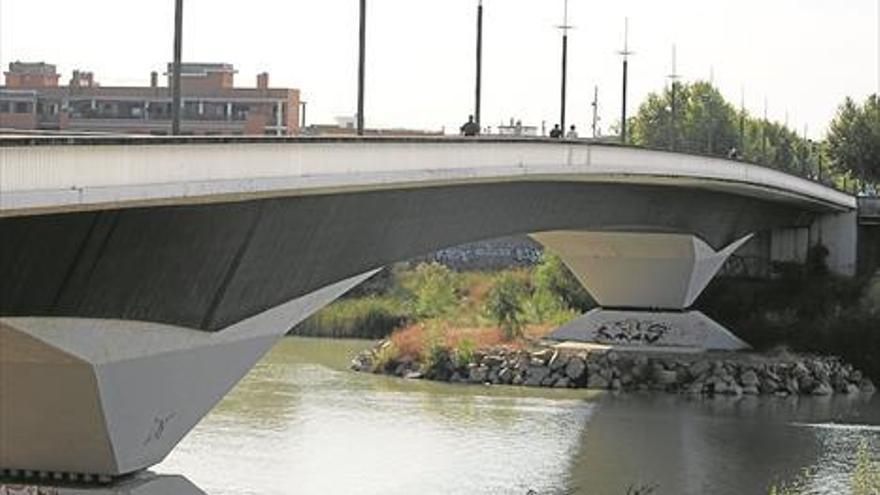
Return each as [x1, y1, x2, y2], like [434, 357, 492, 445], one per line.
[0, 136, 858, 478]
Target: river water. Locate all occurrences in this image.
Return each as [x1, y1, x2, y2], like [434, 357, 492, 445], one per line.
[155, 337, 880, 495]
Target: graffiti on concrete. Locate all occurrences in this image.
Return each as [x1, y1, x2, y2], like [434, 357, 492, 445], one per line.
[596, 318, 673, 345]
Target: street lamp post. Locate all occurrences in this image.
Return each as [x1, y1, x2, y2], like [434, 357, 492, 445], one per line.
[475, 0, 483, 129]
[667, 45, 681, 151]
[557, 0, 573, 133]
[618, 18, 633, 144]
[357, 0, 366, 136]
[171, 0, 183, 136]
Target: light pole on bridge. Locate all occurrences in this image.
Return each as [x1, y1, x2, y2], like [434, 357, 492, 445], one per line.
[357, 0, 366, 136]
[474, 0, 484, 130]
[557, 0, 573, 134]
[618, 18, 634, 144]
[171, 0, 183, 136]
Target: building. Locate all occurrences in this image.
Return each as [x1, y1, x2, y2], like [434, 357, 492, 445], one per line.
[0, 61, 300, 135]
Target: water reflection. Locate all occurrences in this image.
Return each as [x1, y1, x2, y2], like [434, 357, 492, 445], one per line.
[0, 472, 205, 495]
[154, 338, 880, 495]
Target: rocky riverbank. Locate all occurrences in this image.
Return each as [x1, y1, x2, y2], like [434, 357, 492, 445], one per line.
[351, 342, 877, 397]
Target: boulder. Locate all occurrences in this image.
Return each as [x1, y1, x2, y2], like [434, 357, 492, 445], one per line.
[742, 385, 760, 395]
[564, 357, 587, 381]
[554, 377, 571, 388]
[689, 360, 711, 378]
[548, 351, 570, 371]
[498, 367, 514, 384]
[468, 366, 489, 384]
[811, 382, 833, 396]
[524, 366, 551, 387]
[655, 369, 678, 386]
[740, 370, 760, 388]
[531, 349, 554, 365]
[587, 374, 610, 390]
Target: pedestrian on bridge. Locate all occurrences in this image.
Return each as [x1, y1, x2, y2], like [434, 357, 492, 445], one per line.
[550, 124, 563, 138]
[460, 115, 480, 136]
[566, 125, 579, 139]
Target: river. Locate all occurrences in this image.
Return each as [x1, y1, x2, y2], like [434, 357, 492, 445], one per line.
[155, 337, 880, 495]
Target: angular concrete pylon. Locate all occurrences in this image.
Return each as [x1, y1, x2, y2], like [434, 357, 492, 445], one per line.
[0, 270, 379, 478]
[530, 231, 753, 350]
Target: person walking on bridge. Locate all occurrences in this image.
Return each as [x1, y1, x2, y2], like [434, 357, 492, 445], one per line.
[460, 115, 480, 136]
[549, 124, 563, 138]
[566, 125, 579, 139]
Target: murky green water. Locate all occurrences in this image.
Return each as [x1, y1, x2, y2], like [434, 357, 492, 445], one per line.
[156, 337, 880, 495]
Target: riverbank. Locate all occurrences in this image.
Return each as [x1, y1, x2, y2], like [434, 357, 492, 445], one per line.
[351, 341, 876, 397]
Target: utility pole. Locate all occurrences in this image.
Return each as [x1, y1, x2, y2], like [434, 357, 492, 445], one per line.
[739, 86, 746, 154]
[667, 45, 681, 151]
[357, 0, 366, 136]
[557, 0, 573, 133]
[618, 18, 633, 144]
[802, 124, 809, 177]
[171, 0, 183, 136]
[591, 85, 599, 138]
[475, 0, 483, 129]
[762, 96, 768, 164]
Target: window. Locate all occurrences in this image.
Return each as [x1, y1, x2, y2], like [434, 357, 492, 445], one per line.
[14, 102, 31, 113]
[0, 101, 9, 113]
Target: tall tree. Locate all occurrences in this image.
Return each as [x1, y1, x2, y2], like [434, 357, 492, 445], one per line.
[827, 94, 880, 185]
[630, 81, 739, 157]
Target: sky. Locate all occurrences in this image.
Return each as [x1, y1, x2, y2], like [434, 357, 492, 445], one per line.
[1, 0, 878, 138]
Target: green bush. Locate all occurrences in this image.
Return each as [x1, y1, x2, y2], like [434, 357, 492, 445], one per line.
[533, 253, 595, 313]
[484, 272, 528, 340]
[454, 338, 477, 367]
[291, 297, 407, 339]
[406, 262, 461, 319]
[699, 271, 880, 382]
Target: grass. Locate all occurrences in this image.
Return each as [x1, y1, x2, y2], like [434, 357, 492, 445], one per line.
[292, 296, 407, 339]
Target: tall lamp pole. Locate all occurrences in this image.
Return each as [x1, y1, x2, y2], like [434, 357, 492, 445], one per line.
[667, 44, 681, 151]
[357, 0, 366, 136]
[557, 0, 573, 133]
[171, 0, 183, 136]
[618, 18, 633, 144]
[474, 0, 484, 129]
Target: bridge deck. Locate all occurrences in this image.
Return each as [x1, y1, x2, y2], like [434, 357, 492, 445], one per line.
[0, 136, 856, 218]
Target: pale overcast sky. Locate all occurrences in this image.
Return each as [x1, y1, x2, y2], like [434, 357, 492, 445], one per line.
[1, 0, 878, 138]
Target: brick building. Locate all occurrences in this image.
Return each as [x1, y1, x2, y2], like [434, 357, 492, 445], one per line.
[0, 61, 300, 135]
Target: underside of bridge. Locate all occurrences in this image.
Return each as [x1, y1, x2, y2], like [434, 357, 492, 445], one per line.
[0, 167, 855, 478]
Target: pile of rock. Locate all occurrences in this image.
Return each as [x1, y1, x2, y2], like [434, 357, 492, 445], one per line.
[351, 342, 876, 397]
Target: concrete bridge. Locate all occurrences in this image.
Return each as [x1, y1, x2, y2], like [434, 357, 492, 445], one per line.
[0, 136, 858, 479]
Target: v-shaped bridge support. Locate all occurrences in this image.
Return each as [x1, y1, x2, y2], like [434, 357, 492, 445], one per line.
[531, 231, 753, 350]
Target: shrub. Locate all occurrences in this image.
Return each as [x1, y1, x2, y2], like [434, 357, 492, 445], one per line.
[291, 297, 406, 339]
[421, 324, 453, 379]
[484, 272, 528, 340]
[533, 253, 595, 312]
[371, 341, 401, 372]
[407, 262, 460, 320]
[454, 338, 477, 366]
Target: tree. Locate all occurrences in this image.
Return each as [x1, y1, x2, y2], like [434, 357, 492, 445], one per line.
[827, 94, 880, 185]
[484, 273, 528, 340]
[630, 81, 739, 157]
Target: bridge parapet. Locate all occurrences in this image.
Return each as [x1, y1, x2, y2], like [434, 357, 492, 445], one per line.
[859, 197, 880, 225]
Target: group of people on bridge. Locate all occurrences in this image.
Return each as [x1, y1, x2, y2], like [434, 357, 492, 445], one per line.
[460, 115, 578, 139]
